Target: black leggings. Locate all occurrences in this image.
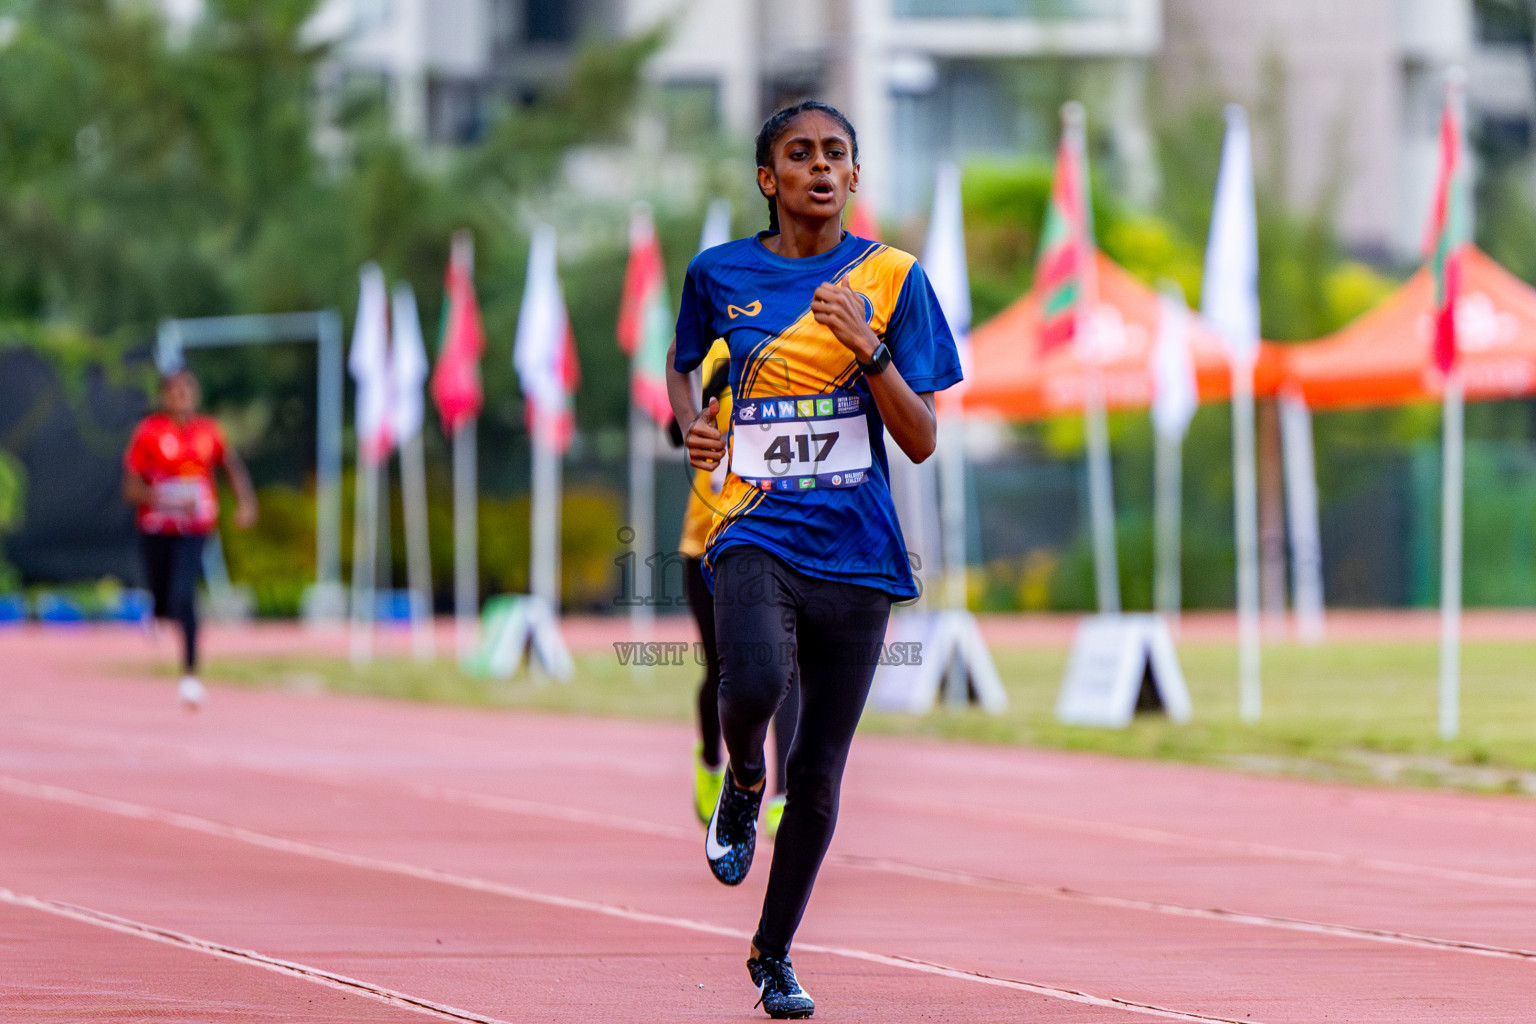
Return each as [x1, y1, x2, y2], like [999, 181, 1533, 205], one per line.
[140, 533, 205, 672]
[713, 546, 892, 960]
[686, 556, 798, 794]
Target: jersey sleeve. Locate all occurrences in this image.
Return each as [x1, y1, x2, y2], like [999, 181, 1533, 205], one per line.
[884, 262, 963, 394]
[207, 421, 228, 466]
[673, 259, 714, 375]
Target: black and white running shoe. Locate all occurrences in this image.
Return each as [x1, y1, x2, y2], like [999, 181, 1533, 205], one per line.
[748, 953, 814, 1019]
[705, 767, 763, 885]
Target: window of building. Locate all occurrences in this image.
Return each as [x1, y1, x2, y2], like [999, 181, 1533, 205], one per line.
[428, 77, 488, 145]
[526, 0, 578, 43]
[1475, 0, 1534, 45]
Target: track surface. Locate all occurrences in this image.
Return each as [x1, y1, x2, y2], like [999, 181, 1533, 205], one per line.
[3, 626, 1536, 1021]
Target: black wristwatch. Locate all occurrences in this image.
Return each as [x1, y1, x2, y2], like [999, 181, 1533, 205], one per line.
[857, 342, 891, 376]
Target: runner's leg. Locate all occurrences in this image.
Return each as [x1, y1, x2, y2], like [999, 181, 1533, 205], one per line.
[140, 534, 173, 622]
[169, 536, 205, 673]
[686, 557, 722, 768]
[714, 547, 796, 790]
[752, 573, 890, 960]
[770, 670, 799, 795]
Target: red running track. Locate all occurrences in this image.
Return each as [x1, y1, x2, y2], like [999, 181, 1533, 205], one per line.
[2, 626, 1536, 1022]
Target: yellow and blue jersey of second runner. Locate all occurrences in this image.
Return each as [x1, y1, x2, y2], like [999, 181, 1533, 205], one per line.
[673, 231, 962, 599]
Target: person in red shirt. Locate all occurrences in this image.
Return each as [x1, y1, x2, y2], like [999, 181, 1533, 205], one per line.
[123, 368, 256, 709]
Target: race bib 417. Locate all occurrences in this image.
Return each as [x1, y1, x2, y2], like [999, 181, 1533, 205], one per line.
[730, 391, 871, 491]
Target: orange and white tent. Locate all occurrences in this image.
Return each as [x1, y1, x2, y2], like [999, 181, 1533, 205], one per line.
[963, 254, 1286, 420]
[1285, 247, 1536, 410]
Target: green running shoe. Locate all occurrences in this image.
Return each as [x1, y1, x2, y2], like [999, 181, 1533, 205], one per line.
[764, 794, 786, 839]
[694, 742, 725, 825]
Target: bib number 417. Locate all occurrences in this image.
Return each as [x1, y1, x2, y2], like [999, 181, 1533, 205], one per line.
[764, 431, 839, 470]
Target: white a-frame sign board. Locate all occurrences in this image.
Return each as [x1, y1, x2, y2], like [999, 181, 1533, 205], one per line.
[1056, 615, 1192, 728]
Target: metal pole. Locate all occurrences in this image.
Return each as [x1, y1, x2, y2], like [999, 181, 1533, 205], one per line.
[531, 412, 561, 612]
[1064, 102, 1121, 616]
[1280, 391, 1326, 643]
[627, 388, 655, 640]
[1439, 370, 1464, 740]
[1153, 429, 1183, 619]
[937, 401, 968, 612]
[317, 310, 346, 601]
[400, 431, 435, 660]
[1233, 358, 1262, 722]
[349, 456, 377, 664]
[1083, 375, 1121, 614]
[453, 419, 479, 662]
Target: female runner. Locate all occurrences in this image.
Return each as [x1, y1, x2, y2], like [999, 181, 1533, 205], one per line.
[665, 100, 961, 1019]
[123, 367, 257, 708]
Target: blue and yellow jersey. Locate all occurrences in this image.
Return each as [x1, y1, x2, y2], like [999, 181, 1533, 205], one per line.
[673, 232, 962, 599]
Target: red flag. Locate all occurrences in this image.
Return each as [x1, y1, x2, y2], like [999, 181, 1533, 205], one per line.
[1034, 130, 1091, 355]
[847, 198, 881, 242]
[1423, 91, 1466, 377]
[616, 206, 673, 423]
[431, 232, 486, 434]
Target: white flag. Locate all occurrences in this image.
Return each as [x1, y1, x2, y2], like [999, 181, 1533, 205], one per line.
[389, 282, 429, 443]
[922, 162, 972, 370]
[348, 262, 392, 465]
[1202, 106, 1260, 366]
[698, 198, 733, 254]
[1151, 287, 1199, 441]
[514, 225, 577, 450]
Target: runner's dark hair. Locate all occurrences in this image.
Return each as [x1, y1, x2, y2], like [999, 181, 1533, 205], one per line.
[754, 101, 859, 233]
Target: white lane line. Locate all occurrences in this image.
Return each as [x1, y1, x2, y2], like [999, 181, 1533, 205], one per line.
[0, 887, 512, 1024]
[0, 774, 1255, 1024]
[839, 856, 1536, 963]
[22, 719, 1536, 894]
[410, 784, 697, 841]
[409, 784, 1536, 963]
[885, 796, 1536, 891]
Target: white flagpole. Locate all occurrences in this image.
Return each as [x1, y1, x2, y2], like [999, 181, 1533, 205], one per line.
[532, 409, 561, 614]
[451, 233, 480, 663]
[1151, 285, 1195, 621]
[453, 417, 478, 662]
[350, 454, 378, 665]
[1439, 369, 1464, 740]
[1153, 427, 1182, 619]
[347, 263, 390, 664]
[1203, 104, 1263, 722]
[1279, 390, 1325, 643]
[1064, 103, 1120, 614]
[626, 206, 656, 645]
[1438, 69, 1468, 742]
[1232, 356, 1262, 720]
[391, 282, 435, 660]
[627, 395, 654, 637]
[400, 431, 434, 659]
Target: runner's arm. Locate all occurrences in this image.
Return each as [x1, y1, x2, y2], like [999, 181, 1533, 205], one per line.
[811, 281, 937, 462]
[668, 338, 727, 472]
[221, 447, 258, 529]
[122, 470, 154, 506]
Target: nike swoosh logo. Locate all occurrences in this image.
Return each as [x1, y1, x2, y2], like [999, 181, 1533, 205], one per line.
[705, 797, 732, 860]
[728, 301, 762, 319]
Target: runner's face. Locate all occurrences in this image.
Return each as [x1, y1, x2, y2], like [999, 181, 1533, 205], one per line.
[759, 112, 858, 225]
[161, 375, 198, 419]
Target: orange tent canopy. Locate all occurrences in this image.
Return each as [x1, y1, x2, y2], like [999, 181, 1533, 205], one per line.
[963, 254, 1284, 420]
[1284, 247, 1536, 410]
